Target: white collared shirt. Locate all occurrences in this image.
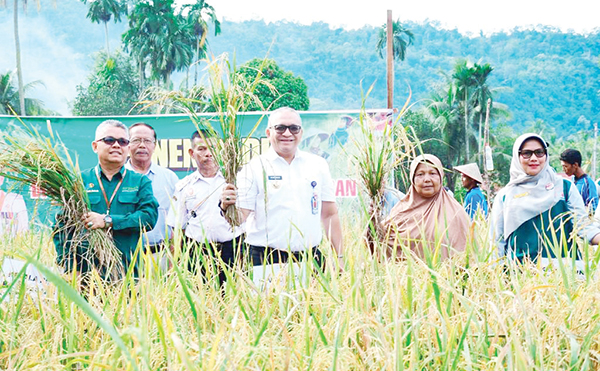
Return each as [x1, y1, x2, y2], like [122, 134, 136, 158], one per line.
[237, 148, 335, 251]
[167, 171, 242, 243]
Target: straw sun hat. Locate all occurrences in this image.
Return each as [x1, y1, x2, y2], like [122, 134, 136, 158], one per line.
[454, 163, 484, 184]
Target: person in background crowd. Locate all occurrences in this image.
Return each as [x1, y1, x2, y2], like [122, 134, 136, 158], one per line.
[167, 130, 244, 285]
[560, 148, 598, 214]
[383, 186, 405, 216]
[220, 107, 344, 269]
[454, 163, 488, 219]
[0, 175, 29, 237]
[53, 120, 158, 276]
[126, 123, 179, 253]
[383, 154, 470, 261]
[491, 134, 600, 262]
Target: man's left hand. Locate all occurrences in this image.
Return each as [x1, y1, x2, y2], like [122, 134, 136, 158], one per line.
[83, 212, 106, 230]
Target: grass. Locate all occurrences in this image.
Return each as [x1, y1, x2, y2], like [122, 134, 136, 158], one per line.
[2, 215, 600, 370]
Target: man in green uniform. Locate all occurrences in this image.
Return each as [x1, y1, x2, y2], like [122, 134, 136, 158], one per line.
[53, 120, 158, 276]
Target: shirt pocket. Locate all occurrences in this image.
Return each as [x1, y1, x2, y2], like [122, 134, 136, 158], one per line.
[117, 192, 139, 214]
[87, 192, 103, 209]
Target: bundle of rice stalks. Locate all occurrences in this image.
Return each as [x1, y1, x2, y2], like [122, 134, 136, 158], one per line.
[0, 121, 124, 280]
[351, 84, 414, 254]
[140, 54, 274, 226]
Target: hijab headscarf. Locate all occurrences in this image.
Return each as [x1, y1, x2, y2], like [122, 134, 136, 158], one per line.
[499, 133, 564, 238]
[383, 154, 469, 260]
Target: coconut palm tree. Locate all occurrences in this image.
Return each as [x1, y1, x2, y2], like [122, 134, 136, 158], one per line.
[375, 19, 414, 62]
[0, 70, 50, 116]
[1, 0, 42, 116]
[452, 60, 477, 161]
[123, 0, 193, 89]
[181, 0, 221, 86]
[471, 62, 494, 156]
[82, 0, 127, 56]
[426, 83, 463, 189]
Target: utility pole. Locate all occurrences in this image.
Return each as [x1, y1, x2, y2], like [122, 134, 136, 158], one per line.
[593, 122, 598, 180]
[386, 10, 393, 110]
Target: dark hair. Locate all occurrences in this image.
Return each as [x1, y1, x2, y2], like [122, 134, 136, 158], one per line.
[191, 129, 213, 141]
[560, 148, 582, 166]
[129, 122, 157, 140]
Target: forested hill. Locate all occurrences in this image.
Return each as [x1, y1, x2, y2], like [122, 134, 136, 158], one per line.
[1, 1, 599, 135]
[208, 20, 600, 135]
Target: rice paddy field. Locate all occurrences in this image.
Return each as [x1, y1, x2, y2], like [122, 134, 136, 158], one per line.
[2, 217, 600, 371]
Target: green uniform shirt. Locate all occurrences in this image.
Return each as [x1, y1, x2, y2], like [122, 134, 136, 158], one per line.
[54, 165, 159, 275]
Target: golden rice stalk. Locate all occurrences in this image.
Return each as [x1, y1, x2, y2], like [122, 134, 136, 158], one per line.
[0, 120, 124, 280]
[140, 54, 274, 227]
[351, 84, 414, 254]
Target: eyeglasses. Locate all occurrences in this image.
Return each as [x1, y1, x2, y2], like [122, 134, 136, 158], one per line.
[519, 148, 546, 159]
[271, 124, 302, 134]
[96, 136, 130, 147]
[130, 137, 156, 146]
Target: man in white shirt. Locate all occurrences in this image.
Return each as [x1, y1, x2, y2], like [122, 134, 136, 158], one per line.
[126, 123, 179, 252]
[167, 130, 244, 284]
[221, 107, 343, 268]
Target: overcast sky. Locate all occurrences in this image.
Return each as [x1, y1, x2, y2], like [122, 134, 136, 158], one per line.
[205, 0, 600, 35]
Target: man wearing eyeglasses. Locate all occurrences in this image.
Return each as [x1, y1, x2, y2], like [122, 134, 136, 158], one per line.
[220, 107, 344, 269]
[53, 120, 158, 277]
[125, 123, 179, 253]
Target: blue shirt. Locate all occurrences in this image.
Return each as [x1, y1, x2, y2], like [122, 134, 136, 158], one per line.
[464, 186, 488, 219]
[126, 161, 179, 245]
[574, 174, 598, 213]
[383, 187, 405, 216]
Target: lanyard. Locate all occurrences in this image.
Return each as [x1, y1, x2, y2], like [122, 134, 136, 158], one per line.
[95, 167, 127, 212]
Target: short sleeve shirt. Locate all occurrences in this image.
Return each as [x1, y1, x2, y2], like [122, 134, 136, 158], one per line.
[464, 186, 488, 219]
[167, 171, 242, 243]
[237, 148, 335, 251]
[574, 174, 598, 213]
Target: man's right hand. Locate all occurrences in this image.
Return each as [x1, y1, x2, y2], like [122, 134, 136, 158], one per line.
[221, 183, 237, 210]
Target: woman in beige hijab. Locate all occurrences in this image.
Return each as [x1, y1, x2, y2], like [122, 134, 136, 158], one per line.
[383, 154, 469, 260]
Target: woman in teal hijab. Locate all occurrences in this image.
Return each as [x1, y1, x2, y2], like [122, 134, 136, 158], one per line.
[490, 133, 600, 261]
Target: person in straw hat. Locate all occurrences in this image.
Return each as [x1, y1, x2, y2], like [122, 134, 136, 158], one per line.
[454, 162, 488, 219]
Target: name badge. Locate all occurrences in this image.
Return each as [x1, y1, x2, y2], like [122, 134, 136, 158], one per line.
[311, 180, 318, 214]
[268, 175, 282, 189]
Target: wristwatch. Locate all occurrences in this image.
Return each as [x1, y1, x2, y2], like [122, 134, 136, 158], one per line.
[104, 214, 113, 229]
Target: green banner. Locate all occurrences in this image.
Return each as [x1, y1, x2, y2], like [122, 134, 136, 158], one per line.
[0, 110, 393, 229]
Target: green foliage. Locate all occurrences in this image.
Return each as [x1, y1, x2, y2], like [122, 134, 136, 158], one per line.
[488, 122, 517, 189]
[72, 51, 140, 116]
[0, 70, 53, 116]
[180, 0, 221, 87]
[236, 58, 310, 111]
[207, 20, 599, 135]
[375, 19, 414, 62]
[82, 0, 126, 24]
[122, 0, 193, 87]
[122, 0, 220, 89]
[400, 110, 446, 191]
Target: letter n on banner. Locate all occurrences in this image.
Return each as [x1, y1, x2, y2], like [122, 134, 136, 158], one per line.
[335, 179, 357, 197]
